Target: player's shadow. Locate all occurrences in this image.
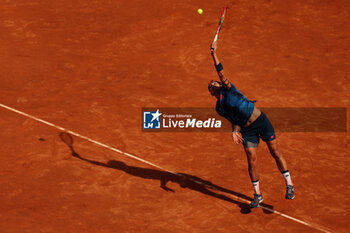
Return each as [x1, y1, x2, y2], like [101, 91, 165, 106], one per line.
[59, 132, 274, 214]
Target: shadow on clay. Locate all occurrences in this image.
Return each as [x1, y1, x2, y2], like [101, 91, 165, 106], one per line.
[59, 132, 274, 215]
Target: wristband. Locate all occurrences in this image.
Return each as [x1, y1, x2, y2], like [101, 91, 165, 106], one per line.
[215, 62, 223, 72]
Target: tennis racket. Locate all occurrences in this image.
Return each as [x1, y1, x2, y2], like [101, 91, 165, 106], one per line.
[213, 7, 228, 43]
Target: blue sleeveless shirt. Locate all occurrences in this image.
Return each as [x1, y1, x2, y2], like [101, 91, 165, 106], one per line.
[216, 82, 255, 127]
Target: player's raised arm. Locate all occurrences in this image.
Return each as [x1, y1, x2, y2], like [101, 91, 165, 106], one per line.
[210, 41, 231, 90]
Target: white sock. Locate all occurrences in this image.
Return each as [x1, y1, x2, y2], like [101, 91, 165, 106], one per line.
[282, 170, 293, 186]
[252, 180, 261, 195]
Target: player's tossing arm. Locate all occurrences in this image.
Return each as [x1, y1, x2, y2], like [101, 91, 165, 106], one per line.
[211, 41, 231, 90]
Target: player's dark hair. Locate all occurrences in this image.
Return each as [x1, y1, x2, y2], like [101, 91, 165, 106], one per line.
[208, 80, 222, 91]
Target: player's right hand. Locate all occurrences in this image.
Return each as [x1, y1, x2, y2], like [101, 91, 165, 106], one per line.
[211, 41, 217, 52]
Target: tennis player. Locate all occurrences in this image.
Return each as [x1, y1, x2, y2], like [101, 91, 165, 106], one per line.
[208, 41, 295, 208]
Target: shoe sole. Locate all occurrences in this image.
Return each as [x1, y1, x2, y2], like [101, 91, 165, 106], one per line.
[286, 195, 295, 200]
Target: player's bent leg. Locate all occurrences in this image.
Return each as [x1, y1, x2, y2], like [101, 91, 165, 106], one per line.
[259, 112, 286, 172]
[256, 112, 295, 200]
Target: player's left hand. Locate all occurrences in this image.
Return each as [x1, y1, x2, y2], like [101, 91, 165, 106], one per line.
[232, 132, 243, 144]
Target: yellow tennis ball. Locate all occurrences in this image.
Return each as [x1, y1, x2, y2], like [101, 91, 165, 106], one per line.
[197, 9, 203, 15]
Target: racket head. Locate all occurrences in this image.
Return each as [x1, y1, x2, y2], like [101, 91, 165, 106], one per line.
[217, 7, 227, 32]
[213, 7, 228, 43]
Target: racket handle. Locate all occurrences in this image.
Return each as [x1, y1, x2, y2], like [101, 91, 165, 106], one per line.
[213, 33, 218, 42]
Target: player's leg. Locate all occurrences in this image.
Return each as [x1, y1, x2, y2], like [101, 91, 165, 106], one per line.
[241, 120, 264, 207]
[243, 145, 264, 207]
[242, 135, 263, 207]
[260, 112, 295, 200]
[244, 146, 260, 188]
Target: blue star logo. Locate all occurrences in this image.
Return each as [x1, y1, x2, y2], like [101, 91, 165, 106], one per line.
[143, 109, 162, 129]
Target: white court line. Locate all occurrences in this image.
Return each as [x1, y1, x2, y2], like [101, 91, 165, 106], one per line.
[0, 103, 332, 233]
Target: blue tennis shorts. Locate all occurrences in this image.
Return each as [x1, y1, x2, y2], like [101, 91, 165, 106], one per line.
[241, 112, 276, 148]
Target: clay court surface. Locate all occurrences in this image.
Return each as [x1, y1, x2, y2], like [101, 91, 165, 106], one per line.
[1, 0, 349, 232]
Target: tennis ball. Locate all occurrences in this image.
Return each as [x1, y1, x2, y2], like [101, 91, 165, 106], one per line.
[197, 9, 203, 15]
